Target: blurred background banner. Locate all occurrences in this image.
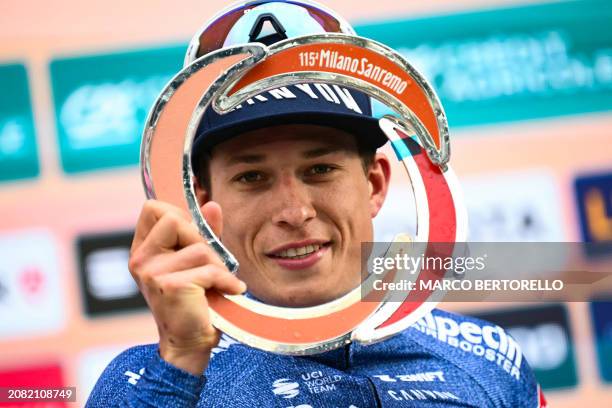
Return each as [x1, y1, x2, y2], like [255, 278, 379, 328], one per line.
[360, 0, 612, 126]
[50, 47, 184, 173]
[0, 0, 610, 406]
[0, 65, 39, 182]
[590, 299, 612, 383]
[473, 304, 579, 390]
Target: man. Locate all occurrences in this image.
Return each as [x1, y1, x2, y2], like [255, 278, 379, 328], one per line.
[87, 2, 545, 407]
[87, 83, 544, 407]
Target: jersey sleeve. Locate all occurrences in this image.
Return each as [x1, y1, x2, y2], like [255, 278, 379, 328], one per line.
[85, 344, 205, 407]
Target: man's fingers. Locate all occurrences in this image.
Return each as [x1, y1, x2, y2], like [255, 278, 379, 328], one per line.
[135, 211, 204, 262]
[144, 242, 226, 278]
[155, 265, 247, 296]
[201, 201, 223, 238]
[132, 200, 192, 254]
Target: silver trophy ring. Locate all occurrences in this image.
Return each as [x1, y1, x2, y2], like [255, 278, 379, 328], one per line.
[141, 33, 467, 354]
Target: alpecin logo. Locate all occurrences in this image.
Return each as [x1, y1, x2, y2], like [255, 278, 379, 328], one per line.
[412, 313, 523, 380]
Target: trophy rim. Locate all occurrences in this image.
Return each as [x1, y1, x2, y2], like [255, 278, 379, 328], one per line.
[141, 33, 465, 355]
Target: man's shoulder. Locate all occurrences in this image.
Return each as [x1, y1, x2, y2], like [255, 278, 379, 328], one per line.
[85, 344, 159, 407]
[396, 308, 542, 407]
[403, 308, 529, 379]
[97, 343, 158, 385]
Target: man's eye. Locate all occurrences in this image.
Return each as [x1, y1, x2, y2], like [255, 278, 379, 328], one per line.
[308, 164, 334, 175]
[236, 171, 264, 183]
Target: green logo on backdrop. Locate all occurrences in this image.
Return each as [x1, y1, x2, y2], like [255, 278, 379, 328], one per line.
[0, 64, 39, 183]
[50, 46, 185, 173]
[356, 0, 612, 127]
[474, 305, 578, 390]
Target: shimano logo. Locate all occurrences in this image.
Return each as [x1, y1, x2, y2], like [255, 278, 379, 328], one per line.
[413, 313, 523, 380]
[272, 378, 300, 399]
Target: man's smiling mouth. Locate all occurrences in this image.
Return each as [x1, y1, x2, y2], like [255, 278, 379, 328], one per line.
[275, 244, 321, 259]
[266, 241, 332, 265]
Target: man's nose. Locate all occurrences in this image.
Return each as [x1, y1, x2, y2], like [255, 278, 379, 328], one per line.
[271, 176, 316, 228]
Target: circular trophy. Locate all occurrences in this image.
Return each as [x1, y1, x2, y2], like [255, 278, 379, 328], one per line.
[141, 33, 467, 354]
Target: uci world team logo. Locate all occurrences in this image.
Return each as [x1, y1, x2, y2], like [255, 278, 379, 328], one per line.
[574, 172, 612, 257]
[272, 370, 343, 400]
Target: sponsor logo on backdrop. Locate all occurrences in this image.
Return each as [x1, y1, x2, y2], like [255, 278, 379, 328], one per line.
[0, 119, 26, 156]
[357, 0, 612, 126]
[0, 230, 64, 339]
[473, 304, 577, 390]
[575, 172, 612, 256]
[50, 46, 185, 173]
[462, 171, 566, 242]
[18, 266, 45, 300]
[395, 31, 611, 105]
[508, 323, 568, 371]
[0, 279, 7, 303]
[373, 171, 567, 243]
[85, 247, 138, 300]
[590, 299, 612, 383]
[77, 231, 147, 317]
[0, 64, 39, 182]
[59, 76, 168, 150]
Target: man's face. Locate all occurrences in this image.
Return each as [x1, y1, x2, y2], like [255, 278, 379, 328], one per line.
[199, 124, 390, 307]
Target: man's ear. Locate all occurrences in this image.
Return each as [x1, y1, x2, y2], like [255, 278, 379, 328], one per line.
[194, 179, 210, 207]
[368, 152, 391, 218]
[194, 180, 224, 238]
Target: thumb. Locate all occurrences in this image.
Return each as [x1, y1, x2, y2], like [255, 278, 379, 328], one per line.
[201, 201, 223, 238]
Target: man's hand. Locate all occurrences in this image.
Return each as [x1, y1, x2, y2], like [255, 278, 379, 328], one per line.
[128, 200, 246, 375]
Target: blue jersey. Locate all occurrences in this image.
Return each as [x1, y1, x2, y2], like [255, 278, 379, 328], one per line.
[86, 308, 546, 407]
